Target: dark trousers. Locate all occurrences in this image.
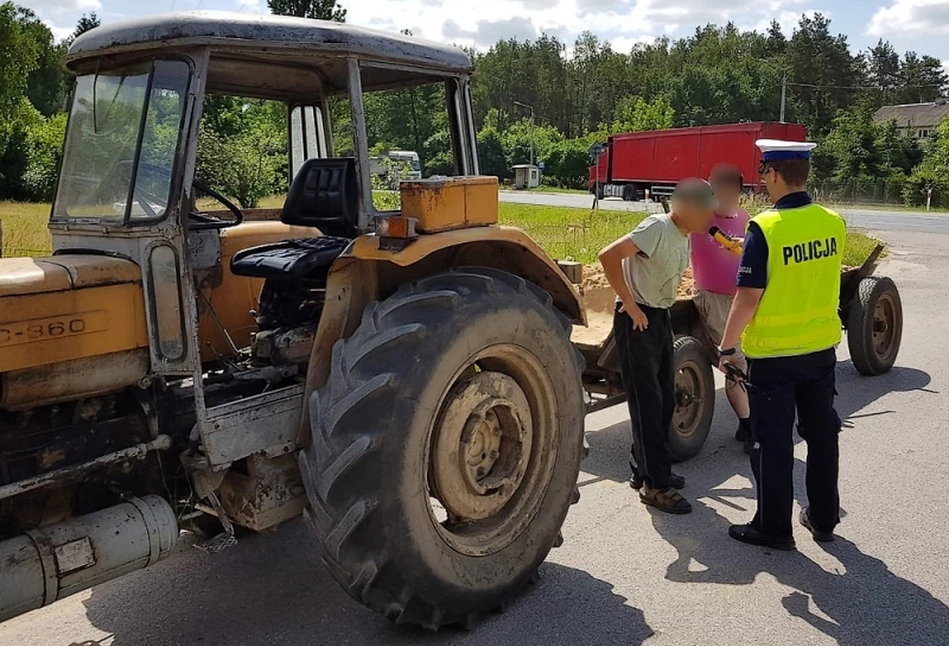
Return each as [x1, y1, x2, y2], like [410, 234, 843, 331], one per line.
[747, 348, 842, 537]
[613, 302, 674, 489]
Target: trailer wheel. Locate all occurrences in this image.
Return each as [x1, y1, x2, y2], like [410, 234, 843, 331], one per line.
[595, 184, 604, 201]
[621, 184, 635, 202]
[668, 335, 715, 462]
[299, 267, 585, 630]
[847, 276, 902, 376]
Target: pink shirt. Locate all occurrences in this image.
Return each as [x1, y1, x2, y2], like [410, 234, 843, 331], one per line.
[690, 208, 750, 296]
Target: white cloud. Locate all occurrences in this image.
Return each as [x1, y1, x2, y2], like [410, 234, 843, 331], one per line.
[443, 16, 539, 46]
[17, 0, 100, 14]
[347, 0, 833, 51]
[47, 22, 75, 40]
[868, 0, 949, 37]
[749, 9, 828, 37]
[237, 0, 263, 12]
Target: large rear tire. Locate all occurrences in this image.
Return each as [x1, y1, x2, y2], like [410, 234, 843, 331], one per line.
[667, 335, 715, 462]
[847, 276, 902, 376]
[299, 268, 585, 630]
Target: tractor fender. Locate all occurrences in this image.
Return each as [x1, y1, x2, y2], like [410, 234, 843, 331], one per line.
[297, 226, 586, 445]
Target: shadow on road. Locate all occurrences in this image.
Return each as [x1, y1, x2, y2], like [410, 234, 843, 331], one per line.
[582, 363, 935, 486]
[647, 476, 949, 646]
[80, 521, 652, 646]
[580, 363, 946, 644]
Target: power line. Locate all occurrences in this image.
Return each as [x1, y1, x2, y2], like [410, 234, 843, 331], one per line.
[788, 81, 945, 90]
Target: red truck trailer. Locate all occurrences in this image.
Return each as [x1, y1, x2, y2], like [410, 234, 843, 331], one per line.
[589, 122, 807, 201]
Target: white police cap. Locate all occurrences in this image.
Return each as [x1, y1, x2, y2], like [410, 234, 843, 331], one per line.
[755, 139, 817, 162]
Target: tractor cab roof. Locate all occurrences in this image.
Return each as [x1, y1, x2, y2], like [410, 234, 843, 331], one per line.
[66, 11, 473, 92]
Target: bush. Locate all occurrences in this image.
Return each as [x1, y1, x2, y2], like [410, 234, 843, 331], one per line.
[477, 125, 507, 179]
[903, 166, 949, 208]
[21, 111, 65, 201]
[542, 138, 590, 189]
[197, 126, 284, 209]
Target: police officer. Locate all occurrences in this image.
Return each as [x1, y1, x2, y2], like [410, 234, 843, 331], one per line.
[717, 139, 845, 551]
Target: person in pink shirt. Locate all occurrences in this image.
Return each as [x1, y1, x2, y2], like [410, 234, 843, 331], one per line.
[691, 164, 752, 453]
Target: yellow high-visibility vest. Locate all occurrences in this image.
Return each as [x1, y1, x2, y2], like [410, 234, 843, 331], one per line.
[741, 202, 846, 359]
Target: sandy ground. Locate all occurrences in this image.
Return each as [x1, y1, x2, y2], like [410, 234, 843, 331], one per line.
[581, 262, 695, 301]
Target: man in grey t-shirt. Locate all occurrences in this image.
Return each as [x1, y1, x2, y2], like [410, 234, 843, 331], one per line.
[599, 179, 716, 515]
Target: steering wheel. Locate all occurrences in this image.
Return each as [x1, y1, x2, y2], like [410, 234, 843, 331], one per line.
[189, 176, 244, 228]
[107, 160, 244, 228]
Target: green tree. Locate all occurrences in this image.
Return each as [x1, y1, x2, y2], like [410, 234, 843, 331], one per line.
[610, 95, 674, 133]
[501, 119, 563, 166]
[867, 39, 900, 106]
[897, 52, 948, 104]
[197, 99, 288, 208]
[787, 13, 864, 134]
[764, 20, 786, 57]
[818, 104, 881, 183]
[73, 12, 100, 39]
[14, 7, 67, 118]
[477, 124, 507, 179]
[904, 117, 949, 206]
[543, 138, 591, 189]
[267, 0, 346, 21]
[22, 111, 67, 200]
[0, 3, 40, 119]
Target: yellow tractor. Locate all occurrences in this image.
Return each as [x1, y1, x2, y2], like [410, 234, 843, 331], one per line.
[0, 10, 907, 630]
[0, 12, 588, 628]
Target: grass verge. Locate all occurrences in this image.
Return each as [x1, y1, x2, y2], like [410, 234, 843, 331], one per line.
[0, 202, 52, 257]
[1, 200, 881, 268]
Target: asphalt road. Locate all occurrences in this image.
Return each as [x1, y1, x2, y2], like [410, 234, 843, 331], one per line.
[499, 190, 949, 234]
[2, 230, 948, 645]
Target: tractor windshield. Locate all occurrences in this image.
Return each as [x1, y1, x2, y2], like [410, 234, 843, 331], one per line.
[52, 59, 191, 223]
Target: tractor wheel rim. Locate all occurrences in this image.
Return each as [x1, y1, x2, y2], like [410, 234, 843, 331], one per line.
[432, 372, 532, 522]
[426, 344, 557, 557]
[872, 293, 897, 360]
[673, 360, 703, 439]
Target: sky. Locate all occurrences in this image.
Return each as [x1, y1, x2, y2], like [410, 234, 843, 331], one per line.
[17, 0, 949, 70]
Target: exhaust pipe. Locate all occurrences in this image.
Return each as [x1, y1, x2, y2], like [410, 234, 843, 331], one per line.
[0, 495, 178, 622]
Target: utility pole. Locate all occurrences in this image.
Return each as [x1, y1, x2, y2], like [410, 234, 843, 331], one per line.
[514, 100, 535, 166]
[780, 72, 787, 123]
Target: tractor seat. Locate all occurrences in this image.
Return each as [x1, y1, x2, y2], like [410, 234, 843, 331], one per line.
[231, 157, 358, 284]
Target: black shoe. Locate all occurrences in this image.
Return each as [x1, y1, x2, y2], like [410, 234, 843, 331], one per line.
[799, 508, 835, 542]
[630, 473, 685, 491]
[728, 524, 796, 551]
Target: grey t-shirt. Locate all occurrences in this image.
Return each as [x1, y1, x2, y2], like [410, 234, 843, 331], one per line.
[621, 214, 691, 309]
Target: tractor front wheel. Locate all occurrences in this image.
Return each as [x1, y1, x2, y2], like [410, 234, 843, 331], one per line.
[299, 268, 585, 630]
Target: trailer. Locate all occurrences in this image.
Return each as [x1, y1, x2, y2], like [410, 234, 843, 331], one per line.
[589, 122, 807, 201]
[572, 245, 903, 461]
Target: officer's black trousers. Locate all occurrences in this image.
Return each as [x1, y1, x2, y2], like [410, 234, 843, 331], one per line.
[747, 348, 842, 537]
[613, 302, 675, 490]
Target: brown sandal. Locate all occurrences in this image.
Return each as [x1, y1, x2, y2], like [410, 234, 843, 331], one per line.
[640, 486, 693, 514]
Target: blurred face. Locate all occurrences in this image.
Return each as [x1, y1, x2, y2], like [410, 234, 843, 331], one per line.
[672, 198, 716, 233]
[710, 176, 741, 212]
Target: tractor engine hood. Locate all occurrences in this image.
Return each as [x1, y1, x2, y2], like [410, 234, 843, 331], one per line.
[0, 255, 142, 297]
[0, 256, 149, 406]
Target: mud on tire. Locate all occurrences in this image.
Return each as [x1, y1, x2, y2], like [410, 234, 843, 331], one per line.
[299, 267, 585, 630]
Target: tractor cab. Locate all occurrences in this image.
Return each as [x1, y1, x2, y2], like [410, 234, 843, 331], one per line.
[52, 11, 490, 376]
